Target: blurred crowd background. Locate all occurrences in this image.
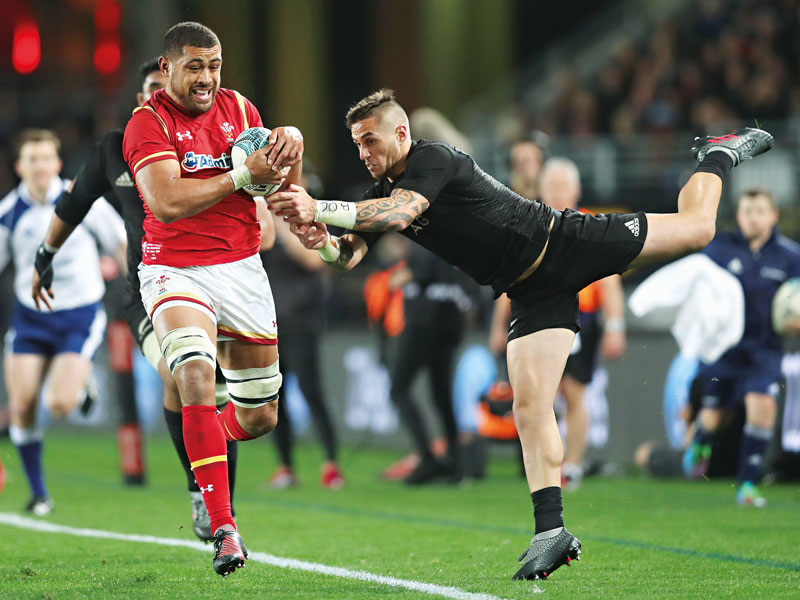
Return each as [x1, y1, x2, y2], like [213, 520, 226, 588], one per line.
[2, 0, 800, 476]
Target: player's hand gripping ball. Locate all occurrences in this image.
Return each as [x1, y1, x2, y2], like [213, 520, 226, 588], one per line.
[231, 127, 282, 197]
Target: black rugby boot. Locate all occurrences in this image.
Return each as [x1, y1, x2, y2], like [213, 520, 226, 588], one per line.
[212, 528, 248, 577]
[691, 127, 774, 166]
[512, 528, 581, 581]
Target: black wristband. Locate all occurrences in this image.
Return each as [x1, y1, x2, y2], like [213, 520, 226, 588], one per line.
[34, 244, 56, 289]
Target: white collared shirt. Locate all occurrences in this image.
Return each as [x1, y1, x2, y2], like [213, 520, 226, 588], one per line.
[0, 176, 125, 310]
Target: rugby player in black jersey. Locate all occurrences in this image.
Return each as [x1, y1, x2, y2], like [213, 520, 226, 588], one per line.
[30, 60, 273, 541]
[269, 89, 773, 581]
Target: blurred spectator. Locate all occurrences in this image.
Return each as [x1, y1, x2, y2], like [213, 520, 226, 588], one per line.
[409, 107, 473, 154]
[261, 166, 344, 490]
[526, 2, 800, 139]
[508, 134, 547, 202]
[2, 129, 125, 515]
[683, 188, 800, 507]
[386, 240, 475, 485]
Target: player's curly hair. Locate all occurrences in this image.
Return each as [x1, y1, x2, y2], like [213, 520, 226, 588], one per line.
[163, 22, 220, 59]
[344, 89, 403, 129]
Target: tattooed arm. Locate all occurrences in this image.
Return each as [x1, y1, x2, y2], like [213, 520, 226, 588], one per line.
[350, 188, 429, 231]
[268, 184, 430, 232]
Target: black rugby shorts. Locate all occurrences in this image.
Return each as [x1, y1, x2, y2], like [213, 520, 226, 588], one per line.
[506, 208, 646, 342]
[121, 290, 153, 350]
[563, 312, 601, 384]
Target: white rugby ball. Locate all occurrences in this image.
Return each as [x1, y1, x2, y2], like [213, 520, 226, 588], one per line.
[772, 278, 800, 334]
[231, 127, 281, 197]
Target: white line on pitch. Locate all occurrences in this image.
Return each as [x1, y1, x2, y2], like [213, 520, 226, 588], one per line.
[0, 513, 533, 599]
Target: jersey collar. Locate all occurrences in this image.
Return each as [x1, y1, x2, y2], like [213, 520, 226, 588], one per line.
[734, 226, 778, 252]
[18, 176, 65, 207]
[159, 87, 218, 123]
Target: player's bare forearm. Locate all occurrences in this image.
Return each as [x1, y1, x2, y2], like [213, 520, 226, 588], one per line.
[136, 160, 237, 223]
[275, 161, 303, 195]
[137, 149, 282, 223]
[352, 188, 429, 231]
[44, 214, 77, 249]
[271, 187, 428, 232]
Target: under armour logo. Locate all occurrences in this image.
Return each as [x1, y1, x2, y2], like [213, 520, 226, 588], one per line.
[176, 131, 193, 141]
[200, 484, 214, 494]
[624, 218, 640, 237]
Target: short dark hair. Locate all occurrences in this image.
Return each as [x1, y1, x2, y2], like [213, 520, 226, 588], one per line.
[344, 88, 402, 129]
[15, 129, 60, 160]
[739, 187, 777, 209]
[138, 58, 161, 88]
[163, 22, 220, 60]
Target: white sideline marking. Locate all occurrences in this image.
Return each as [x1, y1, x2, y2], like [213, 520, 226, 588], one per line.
[0, 513, 528, 599]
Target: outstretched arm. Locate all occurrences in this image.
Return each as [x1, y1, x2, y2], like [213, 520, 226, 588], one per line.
[269, 185, 429, 232]
[288, 221, 368, 272]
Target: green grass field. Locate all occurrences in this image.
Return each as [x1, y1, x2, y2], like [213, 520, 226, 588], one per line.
[0, 431, 798, 599]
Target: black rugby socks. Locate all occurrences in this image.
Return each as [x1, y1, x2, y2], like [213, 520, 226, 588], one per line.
[695, 151, 734, 181]
[531, 486, 564, 534]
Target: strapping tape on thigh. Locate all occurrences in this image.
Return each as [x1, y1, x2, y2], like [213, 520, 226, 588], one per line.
[159, 327, 216, 375]
[221, 362, 281, 408]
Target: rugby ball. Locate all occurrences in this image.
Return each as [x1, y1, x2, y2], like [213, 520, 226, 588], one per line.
[231, 127, 281, 197]
[772, 278, 800, 334]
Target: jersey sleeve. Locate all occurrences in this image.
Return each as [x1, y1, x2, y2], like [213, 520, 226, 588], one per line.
[244, 96, 264, 129]
[123, 108, 178, 179]
[393, 143, 456, 203]
[55, 134, 112, 225]
[83, 197, 126, 255]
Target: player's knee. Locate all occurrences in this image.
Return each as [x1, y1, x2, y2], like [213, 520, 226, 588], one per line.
[160, 327, 216, 401]
[698, 408, 722, 431]
[689, 217, 716, 252]
[238, 401, 278, 436]
[747, 394, 777, 428]
[511, 391, 552, 423]
[46, 395, 75, 418]
[221, 360, 282, 411]
[9, 399, 37, 425]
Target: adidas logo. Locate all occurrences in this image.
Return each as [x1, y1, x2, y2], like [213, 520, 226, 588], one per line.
[624, 218, 640, 237]
[115, 171, 134, 188]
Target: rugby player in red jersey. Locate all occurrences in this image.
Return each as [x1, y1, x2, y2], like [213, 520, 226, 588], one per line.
[123, 21, 303, 577]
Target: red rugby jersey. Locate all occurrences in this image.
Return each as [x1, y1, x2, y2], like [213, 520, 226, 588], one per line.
[123, 88, 263, 267]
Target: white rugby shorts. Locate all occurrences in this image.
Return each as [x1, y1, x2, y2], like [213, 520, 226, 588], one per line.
[139, 253, 277, 345]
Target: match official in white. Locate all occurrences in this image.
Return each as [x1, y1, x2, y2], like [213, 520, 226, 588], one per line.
[0, 129, 126, 515]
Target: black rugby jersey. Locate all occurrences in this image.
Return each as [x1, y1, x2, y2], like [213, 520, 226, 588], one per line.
[356, 140, 553, 295]
[55, 130, 145, 297]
